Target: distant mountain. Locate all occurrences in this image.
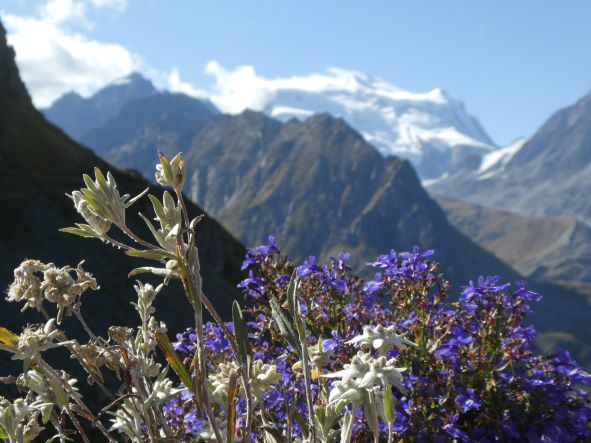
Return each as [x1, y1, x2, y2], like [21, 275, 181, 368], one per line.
[0, 22, 244, 340]
[261, 69, 496, 180]
[80, 92, 218, 172]
[431, 92, 591, 225]
[437, 197, 591, 286]
[42, 72, 157, 140]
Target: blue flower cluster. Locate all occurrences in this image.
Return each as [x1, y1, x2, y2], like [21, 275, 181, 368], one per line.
[164, 238, 591, 441]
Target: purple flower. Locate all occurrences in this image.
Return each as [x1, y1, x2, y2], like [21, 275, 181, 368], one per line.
[241, 235, 279, 270]
[237, 269, 266, 298]
[455, 388, 481, 413]
[330, 251, 352, 271]
[296, 256, 322, 278]
[443, 423, 474, 442]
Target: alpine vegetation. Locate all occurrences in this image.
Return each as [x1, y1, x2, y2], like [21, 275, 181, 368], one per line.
[0, 153, 589, 442]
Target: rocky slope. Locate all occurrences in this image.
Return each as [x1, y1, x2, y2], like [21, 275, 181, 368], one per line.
[431, 91, 591, 225]
[437, 197, 591, 286]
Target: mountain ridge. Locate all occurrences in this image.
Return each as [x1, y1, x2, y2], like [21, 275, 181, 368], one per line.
[430, 90, 591, 225]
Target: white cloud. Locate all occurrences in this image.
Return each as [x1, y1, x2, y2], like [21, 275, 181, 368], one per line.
[190, 61, 449, 115]
[3, 11, 142, 107]
[39, 0, 90, 27]
[201, 61, 276, 113]
[167, 67, 209, 100]
[88, 0, 127, 12]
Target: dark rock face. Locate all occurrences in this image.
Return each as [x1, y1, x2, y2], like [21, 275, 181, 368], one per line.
[432, 91, 591, 225]
[0, 21, 245, 338]
[42, 72, 157, 140]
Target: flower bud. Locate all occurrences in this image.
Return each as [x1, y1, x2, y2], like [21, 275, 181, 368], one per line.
[155, 152, 185, 190]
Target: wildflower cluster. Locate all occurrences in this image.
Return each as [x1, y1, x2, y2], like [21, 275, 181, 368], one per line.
[170, 239, 591, 441]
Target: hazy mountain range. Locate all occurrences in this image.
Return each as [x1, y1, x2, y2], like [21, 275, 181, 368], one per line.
[438, 197, 591, 287]
[44, 71, 497, 181]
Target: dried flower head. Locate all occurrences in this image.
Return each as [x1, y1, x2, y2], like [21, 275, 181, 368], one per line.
[6, 260, 98, 323]
[6, 260, 50, 312]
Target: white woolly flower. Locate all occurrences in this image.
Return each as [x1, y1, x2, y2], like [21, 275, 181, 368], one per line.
[6, 260, 49, 312]
[144, 368, 184, 408]
[322, 349, 408, 442]
[0, 397, 44, 443]
[210, 359, 281, 406]
[11, 320, 62, 364]
[322, 351, 408, 405]
[347, 324, 416, 355]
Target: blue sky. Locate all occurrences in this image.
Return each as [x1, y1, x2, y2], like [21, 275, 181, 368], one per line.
[2, 0, 591, 145]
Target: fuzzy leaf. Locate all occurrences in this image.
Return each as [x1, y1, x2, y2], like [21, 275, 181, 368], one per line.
[232, 301, 252, 376]
[286, 271, 299, 319]
[0, 428, 7, 439]
[59, 225, 99, 239]
[0, 327, 19, 346]
[226, 372, 239, 443]
[269, 295, 301, 357]
[384, 385, 396, 424]
[362, 390, 380, 440]
[126, 188, 149, 207]
[139, 213, 166, 249]
[262, 429, 283, 443]
[155, 331, 193, 391]
[126, 248, 177, 261]
[47, 376, 69, 408]
[148, 194, 166, 223]
[128, 267, 159, 278]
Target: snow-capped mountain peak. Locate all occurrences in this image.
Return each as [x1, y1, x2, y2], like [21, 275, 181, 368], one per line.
[476, 137, 527, 180]
[199, 63, 497, 179]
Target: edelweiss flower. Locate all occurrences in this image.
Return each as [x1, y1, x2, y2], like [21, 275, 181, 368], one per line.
[322, 351, 408, 406]
[347, 324, 416, 355]
[6, 260, 49, 312]
[11, 320, 63, 364]
[145, 367, 184, 408]
[210, 359, 281, 405]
